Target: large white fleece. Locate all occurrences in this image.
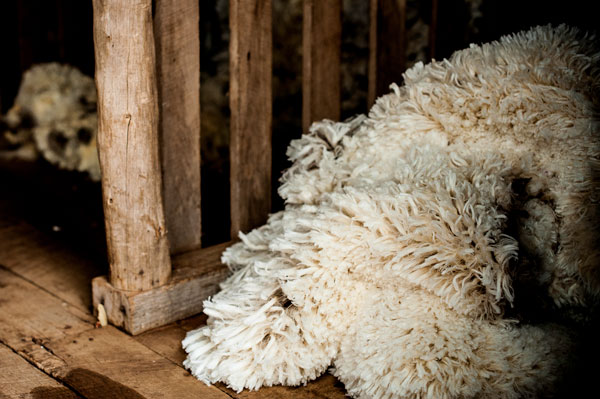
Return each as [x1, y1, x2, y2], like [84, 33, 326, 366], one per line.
[184, 25, 600, 398]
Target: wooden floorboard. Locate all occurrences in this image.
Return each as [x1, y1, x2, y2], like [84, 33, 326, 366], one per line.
[0, 213, 347, 398]
[0, 343, 81, 399]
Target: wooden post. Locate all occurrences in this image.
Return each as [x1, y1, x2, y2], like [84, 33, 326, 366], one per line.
[92, 0, 171, 291]
[229, 0, 272, 238]
[429, 0, 438, 61]
[302, 0, 341, 132]
[368, 0, 407, 107]
[154, 0, 202, 254]
[92, 0, 229, 335]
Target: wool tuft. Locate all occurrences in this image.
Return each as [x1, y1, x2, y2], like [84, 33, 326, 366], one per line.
[183, 25, 599, 398]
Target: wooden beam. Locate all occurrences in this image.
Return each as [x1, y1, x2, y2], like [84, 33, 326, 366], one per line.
[92, 242, 231, 335]
[154, 0, 202, 255]
[302, 0, 341, 132]
[368, 0, 407, 107]
[229, 0, 272, 238]
[93, 0, 171, 291]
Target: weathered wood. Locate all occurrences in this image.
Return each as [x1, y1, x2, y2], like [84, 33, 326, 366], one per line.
[233, 375, 347, 399]
[92, 242, 231, 335]
[0, 222, 97, 310]
[135, 314, 207, 365]
[229, 0, 273, 238]
[0, 268, 230, 399]
[368, 0, 407, 107]
[53, 327, 229, 399]
[154, 0, 202, 254]
[0, 343, 81, 399]
[0, 218, 350, 398]
[136, 316, 348, 399]
[429, 0, 438, 60]
[0, 267, 96, 352]
[93, 0, 171, 291]
[302, 0, 341, 132]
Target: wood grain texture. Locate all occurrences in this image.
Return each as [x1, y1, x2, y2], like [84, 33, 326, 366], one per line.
[0, 222, 97, 311]
[92, 242, 231, 335]
[302, 0, 341, 132]
[0, 217, 349, 398]
[368, 0, 407, 107]
[136, 316, 348, 399]
[154, 0, 202, 254]
[93, 0, 171, 291]
[0, 268, 229, 399]
[429, 0, 438, 60]
[229, 0, 272, 238]
[0, 343, 81, 399]
[0, 267, 95, 349]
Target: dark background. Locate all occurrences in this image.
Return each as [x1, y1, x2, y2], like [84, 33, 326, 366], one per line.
[0, 0, 597, 256]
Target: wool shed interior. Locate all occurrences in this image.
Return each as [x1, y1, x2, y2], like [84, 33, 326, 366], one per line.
[0, 1, 598, 398]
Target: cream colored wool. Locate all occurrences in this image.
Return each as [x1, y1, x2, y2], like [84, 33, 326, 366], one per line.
[183, 25, 600, 398]
[1, 63, 100, 180]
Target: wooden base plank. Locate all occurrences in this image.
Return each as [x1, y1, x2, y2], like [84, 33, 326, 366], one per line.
[92, 242, 231, 335]
[0, 344, 81, 399]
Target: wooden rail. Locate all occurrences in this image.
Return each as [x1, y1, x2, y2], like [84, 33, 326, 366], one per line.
[90, 0, 435, 334]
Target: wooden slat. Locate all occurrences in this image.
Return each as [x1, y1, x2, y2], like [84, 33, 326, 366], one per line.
[154, 0, 202, 254]
[92, 242, 231, 335]
[0, 344, 81, 399]
[229, 0, 273, 238]
[93, 0, 171, 291]
[302, 0, 341, 132]
[368, 0, 407, 107]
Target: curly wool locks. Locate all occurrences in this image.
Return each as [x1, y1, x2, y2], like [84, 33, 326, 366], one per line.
[183, 25, 599, 399]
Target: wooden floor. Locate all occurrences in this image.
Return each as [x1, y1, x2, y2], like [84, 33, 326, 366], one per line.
[0, 206, 347, 398]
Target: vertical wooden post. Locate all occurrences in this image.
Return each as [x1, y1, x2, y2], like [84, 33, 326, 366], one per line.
[302, 0, 341, 133]
[368, 0, 407, 107]
[229, 0, 272, 238]
[154, 0, 202, 254]
[93, 0, 171, 291]
[429, 0, 438, 61]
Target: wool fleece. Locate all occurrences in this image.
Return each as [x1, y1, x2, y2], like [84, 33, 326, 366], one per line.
[183, 25, 600, 399]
